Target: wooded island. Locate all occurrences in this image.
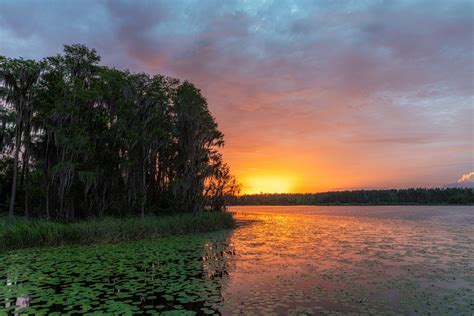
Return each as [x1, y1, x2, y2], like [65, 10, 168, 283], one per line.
[0, 44, 239, 220]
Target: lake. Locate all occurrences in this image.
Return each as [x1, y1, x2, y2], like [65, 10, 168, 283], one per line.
[1, 205, 473, 315]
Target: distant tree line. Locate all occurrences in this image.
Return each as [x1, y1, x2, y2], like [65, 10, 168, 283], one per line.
[0, 44, 239, 220]
[230, 188, 474, 206]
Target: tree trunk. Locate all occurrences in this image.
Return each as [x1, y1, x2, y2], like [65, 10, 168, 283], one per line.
[46, 186, 50, 220]
[8, 112, 22, 217]
[141, 165, 146, 219]
[8, 139, 20, 217]
[70, 200, 75, 221]
[45, 137, 51, 220]
[23, 143, 30, 218]
[24, 165, 29, 218]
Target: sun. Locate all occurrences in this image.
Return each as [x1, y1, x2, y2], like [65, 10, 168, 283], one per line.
[241, 175, 296, 194]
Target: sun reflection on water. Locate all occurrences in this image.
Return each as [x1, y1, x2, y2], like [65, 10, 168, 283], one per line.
[219, 206, 474, 314]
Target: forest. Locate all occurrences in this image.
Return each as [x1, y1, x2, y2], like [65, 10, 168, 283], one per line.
[0, 44, 239, 221]
[230, 188, 474, 206]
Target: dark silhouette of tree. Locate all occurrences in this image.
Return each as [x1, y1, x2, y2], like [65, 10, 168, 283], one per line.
[230, 188, 474, 206]
[0, 57, 42, 217]
[205, 154, 240, 211]
[0, 44, 238, 219]
[171, 82, 224, 215]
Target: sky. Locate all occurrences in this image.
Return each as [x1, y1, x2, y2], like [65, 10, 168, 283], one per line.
[1, 0, 473, 193]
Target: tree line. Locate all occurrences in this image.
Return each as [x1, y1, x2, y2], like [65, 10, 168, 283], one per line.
[0, 44, 239, 220]
[230, 188, 474, 205]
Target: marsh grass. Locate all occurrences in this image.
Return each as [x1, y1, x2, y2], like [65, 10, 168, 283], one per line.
[0, 211, 235, 252]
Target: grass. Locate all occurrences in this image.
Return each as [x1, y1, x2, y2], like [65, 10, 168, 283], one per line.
[0, 211, 235, 252]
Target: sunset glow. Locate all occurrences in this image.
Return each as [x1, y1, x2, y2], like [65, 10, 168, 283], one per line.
[1, 0, 472, 193]
[241, 174, 297, 194]
[0, 1, 473, 315]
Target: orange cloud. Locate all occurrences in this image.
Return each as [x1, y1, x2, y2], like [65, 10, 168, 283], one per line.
[458, 172, 474, 183]
[1, 0, 472, 192]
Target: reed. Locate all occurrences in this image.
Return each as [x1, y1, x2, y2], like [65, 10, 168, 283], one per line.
[0, 212, 235, 252]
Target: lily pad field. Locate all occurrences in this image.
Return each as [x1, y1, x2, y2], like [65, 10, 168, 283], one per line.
[2, 205, 473, 315]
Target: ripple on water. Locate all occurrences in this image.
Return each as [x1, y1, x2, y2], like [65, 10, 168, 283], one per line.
[1, 206, 473, 315]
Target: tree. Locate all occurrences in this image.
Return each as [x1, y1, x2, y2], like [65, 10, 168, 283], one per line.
[171, 82, 224, 214]
[34, 44, 102, 220]
[205, 154, 240, 211]
[0, 44, 238, 219]
[0, 57, 42, 217]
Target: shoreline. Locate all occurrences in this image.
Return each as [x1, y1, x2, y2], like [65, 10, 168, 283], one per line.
[0, 212, 235, 252]
[230, 203, 474, 206]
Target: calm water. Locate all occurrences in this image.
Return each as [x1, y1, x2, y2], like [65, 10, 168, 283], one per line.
[1, 206, 473, 315]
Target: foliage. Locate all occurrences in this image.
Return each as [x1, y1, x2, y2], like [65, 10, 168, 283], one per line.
[231, 188, 474, 205]
[0, 56, 43, 217]
[205, 156, 240, 211]
[0, 44, 239, 219]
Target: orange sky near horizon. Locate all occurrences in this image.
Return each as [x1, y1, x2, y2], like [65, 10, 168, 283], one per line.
[1, 1, 472, 193]
[220, 130, 473, 194]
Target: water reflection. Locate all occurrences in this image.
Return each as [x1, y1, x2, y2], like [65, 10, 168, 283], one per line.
[221, 206, 474, 314]
[4, 296, 30, 316]
[202, 240, 234, 280]
[1, 206, 473, 315]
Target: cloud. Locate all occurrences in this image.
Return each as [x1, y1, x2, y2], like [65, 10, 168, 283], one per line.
[0, 0, 472, 190]
[458, 172, 474, 183]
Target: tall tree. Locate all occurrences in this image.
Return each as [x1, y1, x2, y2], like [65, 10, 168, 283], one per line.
[36, 44, 101, 220]
[0, 57, 42, 217]
[172, 82, 224, 214]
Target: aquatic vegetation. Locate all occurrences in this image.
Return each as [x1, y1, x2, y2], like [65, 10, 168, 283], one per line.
[0, 212, 235, 252]
[1, 231, 234, 315]
[1, 206, 473, 314]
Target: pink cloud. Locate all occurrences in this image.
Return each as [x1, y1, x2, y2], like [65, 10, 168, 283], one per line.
[458, 172, 474, 183]
[1, 0, 472, 190]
